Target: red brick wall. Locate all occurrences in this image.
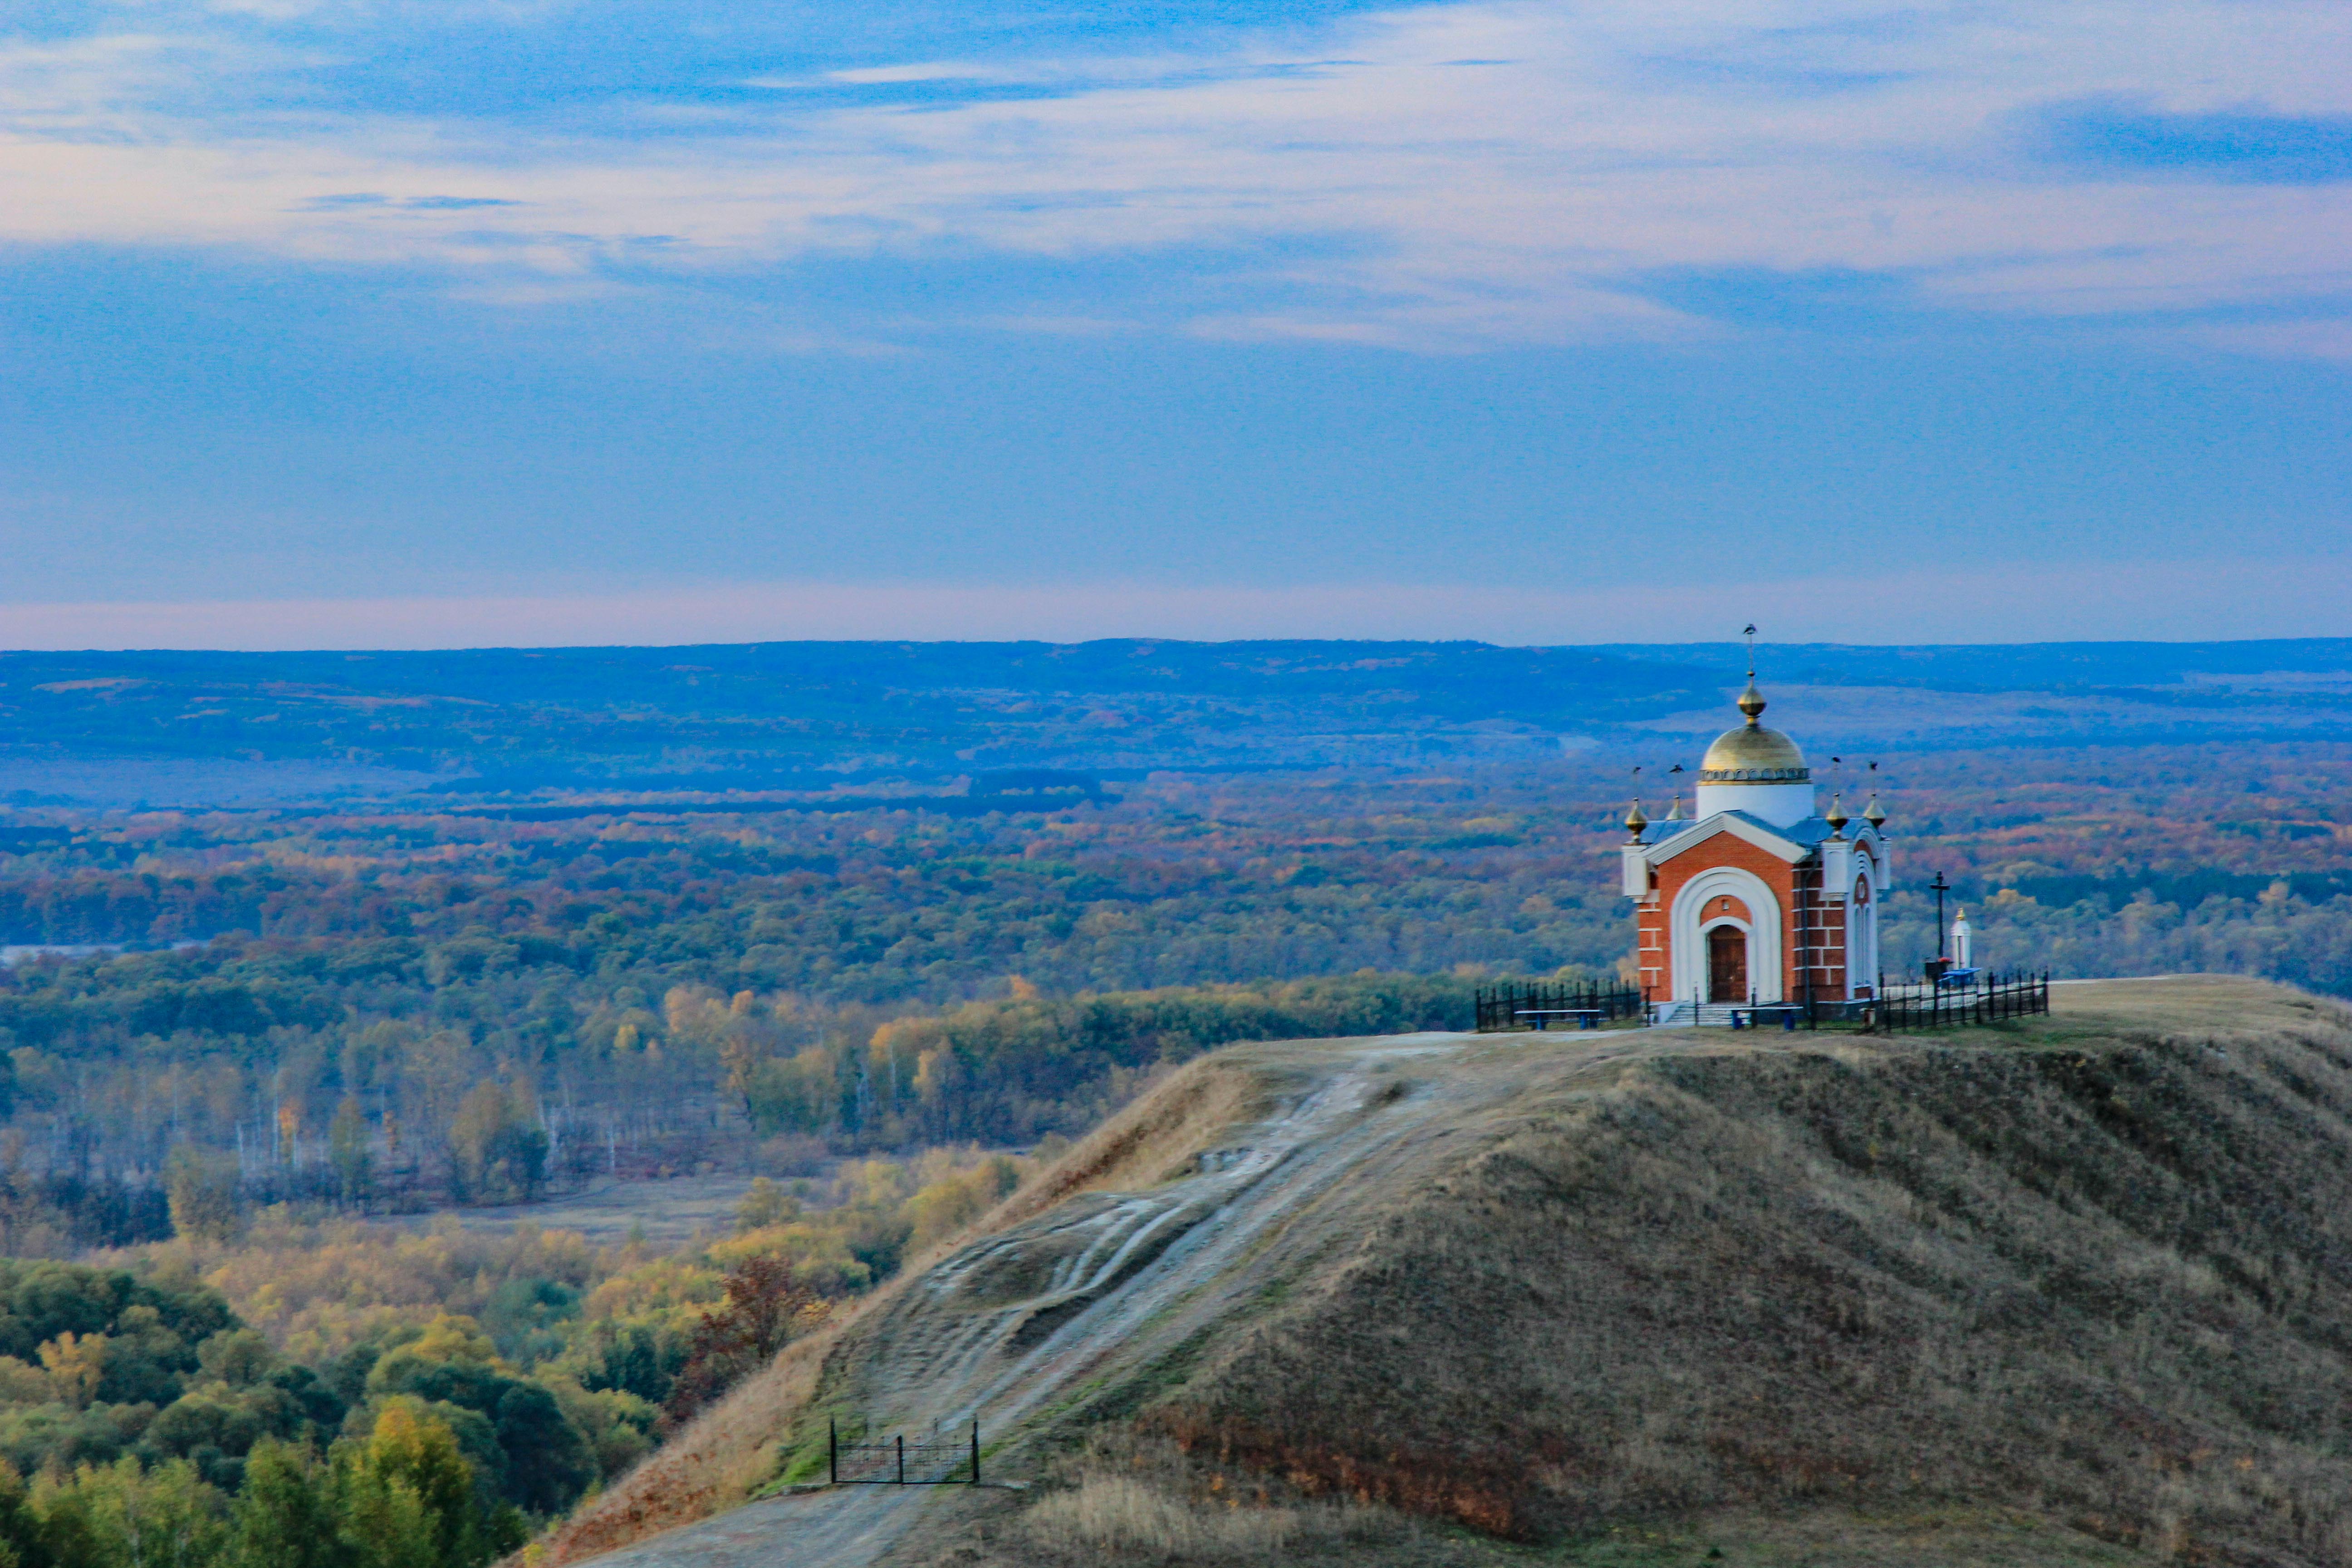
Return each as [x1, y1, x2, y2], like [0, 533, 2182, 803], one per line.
[1791, 864, 1847, 1000]
[1646, 832, 1827, 1002]
[1636, 873, 1666, 999]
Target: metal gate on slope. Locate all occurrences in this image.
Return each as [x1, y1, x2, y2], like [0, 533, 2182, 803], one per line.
[828, 1420, 981, 1485]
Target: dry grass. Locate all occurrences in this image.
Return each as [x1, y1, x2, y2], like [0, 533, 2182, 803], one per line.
[992, 1486, 2166, 1566]
[386, 1174, 764, 1245]
[1149, 979, 2352, 1563]
[1543, 1506, 2159, 1566]
[985, 1055, 1267, 1226]
[1021, 1475, 1357, 1562]
[927, 1437, 2157, 1568]
[908, 1431, 1412, 1568]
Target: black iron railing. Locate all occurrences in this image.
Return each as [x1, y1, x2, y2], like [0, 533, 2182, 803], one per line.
[1867, 970, 2050, 1032]
[1475, 980, 1645, 1032]
[829, 1420, 982, 1485]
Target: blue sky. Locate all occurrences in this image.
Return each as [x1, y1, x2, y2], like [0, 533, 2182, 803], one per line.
[0, 0, 2347, 647]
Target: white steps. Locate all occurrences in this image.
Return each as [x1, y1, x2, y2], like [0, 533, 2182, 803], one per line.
[1649, 1001, 1799, 1029]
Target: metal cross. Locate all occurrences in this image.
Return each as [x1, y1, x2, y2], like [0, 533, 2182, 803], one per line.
[1928, 871, 1951, 960]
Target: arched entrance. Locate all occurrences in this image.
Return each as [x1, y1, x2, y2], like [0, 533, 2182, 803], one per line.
[1668, 867, 1785, 1004]
[1707, 923, 1749, 1002]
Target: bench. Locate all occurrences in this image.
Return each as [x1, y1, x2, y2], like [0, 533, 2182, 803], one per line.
[1514, 1008, 1609, 1031]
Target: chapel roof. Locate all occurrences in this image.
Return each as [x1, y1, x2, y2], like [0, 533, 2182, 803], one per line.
[1635, 811, 1869, 856]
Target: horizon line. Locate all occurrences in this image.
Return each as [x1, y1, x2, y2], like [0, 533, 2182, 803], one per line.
[0, 564, 2344, 652]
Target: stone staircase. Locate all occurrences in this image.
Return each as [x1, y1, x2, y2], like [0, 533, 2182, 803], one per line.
[1650, 1001, 1798, 1029]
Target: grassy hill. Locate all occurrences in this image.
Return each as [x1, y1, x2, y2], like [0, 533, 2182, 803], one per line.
[547, 977, 2352, 1567]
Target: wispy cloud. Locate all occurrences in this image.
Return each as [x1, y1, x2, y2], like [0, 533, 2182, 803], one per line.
[1, 0, 2348, 348]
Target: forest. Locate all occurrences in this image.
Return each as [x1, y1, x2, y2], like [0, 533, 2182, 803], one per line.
[0, 739, 2344, 1229]
[0, 1143, 1038, 1566]
[0, 731, 2341, 1563]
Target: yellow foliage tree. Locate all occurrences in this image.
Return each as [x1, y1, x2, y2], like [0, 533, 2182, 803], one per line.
[36, 1332, 105, 1408]
[342, 1400, 479, 1568]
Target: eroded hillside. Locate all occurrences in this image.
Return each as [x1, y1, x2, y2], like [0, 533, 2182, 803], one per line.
[549, 978, 2352, 1568]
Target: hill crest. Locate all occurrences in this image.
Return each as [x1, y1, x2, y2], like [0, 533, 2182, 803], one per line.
[550, 977, 2352, 1568]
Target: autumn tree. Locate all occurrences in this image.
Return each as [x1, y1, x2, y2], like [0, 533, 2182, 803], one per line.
[659, 1256, 826, 1431]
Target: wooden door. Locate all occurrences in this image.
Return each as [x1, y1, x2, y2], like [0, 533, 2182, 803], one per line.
[1707, 924, 1748, 1003]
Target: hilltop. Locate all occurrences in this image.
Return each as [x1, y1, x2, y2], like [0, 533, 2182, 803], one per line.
[545, 976, 2352, 1568]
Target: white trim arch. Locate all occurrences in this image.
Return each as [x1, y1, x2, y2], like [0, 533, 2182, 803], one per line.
[1670, 866, 1785, 1004]
[1848, 864, 1878, 998]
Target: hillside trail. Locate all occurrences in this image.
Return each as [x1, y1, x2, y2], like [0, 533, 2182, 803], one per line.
[582, 1024, 1683, 1567]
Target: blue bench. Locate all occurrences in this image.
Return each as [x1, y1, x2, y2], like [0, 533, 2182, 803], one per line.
[1515, 1009, 1609, 1031]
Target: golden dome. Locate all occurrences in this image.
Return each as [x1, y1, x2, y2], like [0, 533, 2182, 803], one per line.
[1698, 683, 1809, 782]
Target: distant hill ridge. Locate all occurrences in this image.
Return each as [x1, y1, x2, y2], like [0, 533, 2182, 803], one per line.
[551, 976, 2352, 1568]
[4, 637, 2350, 800]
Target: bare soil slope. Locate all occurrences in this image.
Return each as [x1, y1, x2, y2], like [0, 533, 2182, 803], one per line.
[552, 978, 2352, 1568]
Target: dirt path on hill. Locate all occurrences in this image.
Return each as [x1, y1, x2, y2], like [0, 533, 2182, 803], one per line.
[572, 1026, 1588, 1566]
[574, 1485, 996, 1568]
[566, 1019, 1821, 1567]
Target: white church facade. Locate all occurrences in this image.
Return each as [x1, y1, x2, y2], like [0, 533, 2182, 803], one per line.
[1620, 674, 1889, 1011]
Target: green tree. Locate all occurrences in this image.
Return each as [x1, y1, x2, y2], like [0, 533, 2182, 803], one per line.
[490, 1383, 594, 1514]
[327, 1101, 372, 1210]
[232, 1440, 344, 1568]
[41, 1456, 230, 1568]
[734, 1177, 798, 1232]
[327, 1458, 432, 1568]
[446, 1084, 545, 1206]
[197, 1330, 274, 1389]
[0, 1460, 42, 1568]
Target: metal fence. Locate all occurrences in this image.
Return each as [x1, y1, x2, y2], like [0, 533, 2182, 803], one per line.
[1868, 970, 2050, 1031]
[829, 1421, 981, 1485]
[1474, 980, 1646, 1032]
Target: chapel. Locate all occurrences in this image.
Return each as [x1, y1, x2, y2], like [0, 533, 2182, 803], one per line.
[1619, 667, 1888, 1017]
